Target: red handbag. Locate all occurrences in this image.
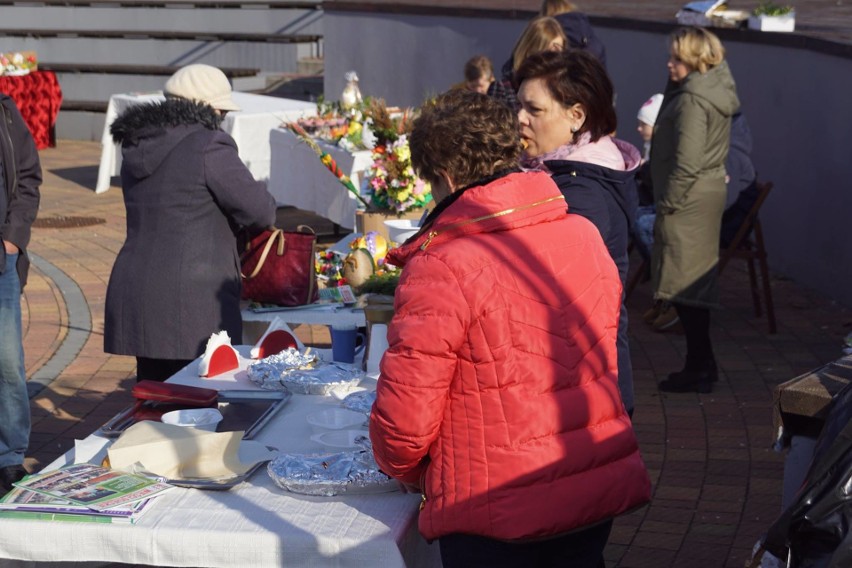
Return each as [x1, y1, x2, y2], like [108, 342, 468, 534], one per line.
[240, 226, 319, 306]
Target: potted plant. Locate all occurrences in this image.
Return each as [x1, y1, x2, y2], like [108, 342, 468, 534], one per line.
[748, 2, 795, 32]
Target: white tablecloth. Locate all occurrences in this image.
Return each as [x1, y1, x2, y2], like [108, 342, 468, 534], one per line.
[96, 92, 316, 194]
[242, 304, 367, 328]
[267, 128, 373, 229]
[0, 350, 439, 568]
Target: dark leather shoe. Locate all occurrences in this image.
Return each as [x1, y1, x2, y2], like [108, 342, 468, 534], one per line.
[658, 367, 717, 394]
[0, 464, 29, 494]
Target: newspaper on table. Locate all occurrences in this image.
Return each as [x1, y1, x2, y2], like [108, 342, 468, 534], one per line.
[11, 463, 174, 511]
[0, 484, 154, 523]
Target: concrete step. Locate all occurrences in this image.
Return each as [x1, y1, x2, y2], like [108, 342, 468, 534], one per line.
[297, 56, 324, 76]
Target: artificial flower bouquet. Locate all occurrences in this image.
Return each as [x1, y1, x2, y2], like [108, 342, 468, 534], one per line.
[363, 136, 432, 213]
[0, 51, 37, 76]
[294, 97, 412, 153]
[288, 98, 432, 214]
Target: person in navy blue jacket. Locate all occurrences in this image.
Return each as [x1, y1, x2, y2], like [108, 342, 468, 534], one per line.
[541, 0, 607, 67]
[516, 49, 641, 415]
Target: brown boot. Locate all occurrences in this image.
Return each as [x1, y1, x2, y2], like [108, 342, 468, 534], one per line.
[652, 303, 680, 332]
[643, 301, 662, 325]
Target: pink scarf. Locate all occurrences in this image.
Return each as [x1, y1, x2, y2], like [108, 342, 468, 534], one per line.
[522, 132, 628, 172]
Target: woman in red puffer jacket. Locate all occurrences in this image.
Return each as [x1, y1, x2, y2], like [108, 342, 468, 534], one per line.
[369, 90, 650, 568]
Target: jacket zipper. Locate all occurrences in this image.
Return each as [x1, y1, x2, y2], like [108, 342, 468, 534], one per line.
[419, 468, 428, 510]
[420, 194, 565, 251]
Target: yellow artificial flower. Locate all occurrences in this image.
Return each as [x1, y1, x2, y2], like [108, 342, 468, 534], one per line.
[395, 144, 411, 162]
[347, 121, 363, 137]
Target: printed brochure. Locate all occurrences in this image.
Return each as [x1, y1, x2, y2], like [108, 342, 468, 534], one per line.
[12, 463, 173, 511]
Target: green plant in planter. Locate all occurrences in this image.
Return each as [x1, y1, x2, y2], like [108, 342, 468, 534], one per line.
[357, 271, 401, 297]
[753, 2, 794, 16]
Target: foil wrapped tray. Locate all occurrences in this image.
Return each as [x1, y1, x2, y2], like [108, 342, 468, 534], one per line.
[340, 390, 376, 415]
[247, 351, 364, 395]
[268, 437, 396, 496]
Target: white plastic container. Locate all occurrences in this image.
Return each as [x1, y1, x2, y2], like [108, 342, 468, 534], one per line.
[310, 429, 369, 450]
[305, 408, 365, 434]
[748, 13, 795, 32]
[383, 219, 420, 244]
[161, 408, 223, 432]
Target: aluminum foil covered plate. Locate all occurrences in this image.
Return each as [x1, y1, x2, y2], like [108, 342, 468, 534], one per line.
[267, 436, 397, 496]
[247, 350, 364, 395]
[340, 390, 377, 415]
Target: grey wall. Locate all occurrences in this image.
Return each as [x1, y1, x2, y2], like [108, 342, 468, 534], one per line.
[325, 13, 519, 106]
[325, 11, 852, 307]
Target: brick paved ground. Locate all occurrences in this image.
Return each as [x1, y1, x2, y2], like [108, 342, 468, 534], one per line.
[17, 138, 852, 567]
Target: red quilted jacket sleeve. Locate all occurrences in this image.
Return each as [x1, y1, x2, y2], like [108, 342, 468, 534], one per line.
[369, 253, 468, 484]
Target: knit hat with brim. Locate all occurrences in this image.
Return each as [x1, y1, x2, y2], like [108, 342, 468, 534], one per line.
[164, 64, 240, 112]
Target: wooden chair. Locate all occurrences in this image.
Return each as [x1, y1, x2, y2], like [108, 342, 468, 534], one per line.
[718, 181, 777, 334]
[625, 181, 777, 334]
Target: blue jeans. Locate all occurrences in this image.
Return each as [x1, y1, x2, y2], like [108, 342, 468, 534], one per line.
[0, 252, 29, 468]
[633, 205, 656, 262]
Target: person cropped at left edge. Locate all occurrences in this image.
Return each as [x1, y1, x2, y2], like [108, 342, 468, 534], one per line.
[370, 90, 650, 568]
[104, 64, 276, 382]
[0, 92, 41, 495]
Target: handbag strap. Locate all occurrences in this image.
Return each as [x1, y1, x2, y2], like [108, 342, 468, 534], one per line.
[242, 229, 285, 280]
[298, 225, 318, 303]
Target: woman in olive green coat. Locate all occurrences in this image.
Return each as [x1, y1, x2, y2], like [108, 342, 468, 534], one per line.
[650, 27, 740, 393]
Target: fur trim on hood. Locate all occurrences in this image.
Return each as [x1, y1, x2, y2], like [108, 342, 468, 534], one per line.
[110, 98, 222, 144]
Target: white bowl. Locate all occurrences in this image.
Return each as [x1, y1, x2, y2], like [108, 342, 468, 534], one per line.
[161, 408, 223, 432]
[310, 429, 369, 450]
[383, 219, 420, 244]
[306, 408, 365, 434]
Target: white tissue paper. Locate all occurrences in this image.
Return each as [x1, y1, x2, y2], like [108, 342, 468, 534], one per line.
[198, 331, 241, 377]
[251, 317, 304, 359]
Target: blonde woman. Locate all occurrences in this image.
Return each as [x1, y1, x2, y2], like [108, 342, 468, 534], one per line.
[487, 17, 565, 111]
[540, 0, 607, 66]
[651, 26, 740, 394]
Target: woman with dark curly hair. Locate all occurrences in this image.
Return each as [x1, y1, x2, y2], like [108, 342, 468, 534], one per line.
[516, 49, 642, 415]
[105, 64, 275, 381]
[370, 89, 650, 568]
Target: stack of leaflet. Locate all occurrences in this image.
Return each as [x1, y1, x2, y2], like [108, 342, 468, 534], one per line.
[676, 0, 748, 28]
[0, 463, 174, 523]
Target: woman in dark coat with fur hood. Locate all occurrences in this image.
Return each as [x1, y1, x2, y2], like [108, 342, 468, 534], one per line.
[105, 64, 276, 381]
